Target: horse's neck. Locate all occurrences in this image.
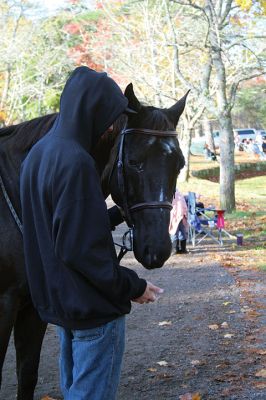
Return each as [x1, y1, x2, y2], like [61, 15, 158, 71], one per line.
[0, 114, 57, 158]
[0, 114, 57, 218]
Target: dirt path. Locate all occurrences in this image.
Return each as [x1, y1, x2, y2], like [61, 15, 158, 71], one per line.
[2, 223, 266, 399]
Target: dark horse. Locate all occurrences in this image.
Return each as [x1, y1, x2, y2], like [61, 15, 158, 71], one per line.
[0, 83, 187, 399]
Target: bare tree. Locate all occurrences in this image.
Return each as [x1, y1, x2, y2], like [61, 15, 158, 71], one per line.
[0, 0, 74, 124]
[169, 0, 265, 211]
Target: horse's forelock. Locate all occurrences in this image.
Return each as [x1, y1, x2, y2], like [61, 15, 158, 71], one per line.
[133, 106, 175, 131]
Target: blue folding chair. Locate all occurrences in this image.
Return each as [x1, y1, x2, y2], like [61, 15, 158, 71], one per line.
[187, 192, 231, 246]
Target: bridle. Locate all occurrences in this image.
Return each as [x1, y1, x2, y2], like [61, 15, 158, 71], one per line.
[114, 127, 178, 228]
[111, 127, 178, 261]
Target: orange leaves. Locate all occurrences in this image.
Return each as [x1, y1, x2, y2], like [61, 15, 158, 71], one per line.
[63, 23, 81, 35]
[41, 397, 59, 400]
[0, 110, 7, 123]
[179, 393, 201, 400]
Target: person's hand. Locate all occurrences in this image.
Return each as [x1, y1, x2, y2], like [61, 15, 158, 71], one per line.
[133, 281, 164, 304]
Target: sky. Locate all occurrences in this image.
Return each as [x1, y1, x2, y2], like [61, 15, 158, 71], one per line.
[42, 0, 67, 11]
[41, 0, 95, 12]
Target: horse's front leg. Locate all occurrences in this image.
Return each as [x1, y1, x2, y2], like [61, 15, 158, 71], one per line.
[14, 301, 47, 400]
[0, 292, 18, 391]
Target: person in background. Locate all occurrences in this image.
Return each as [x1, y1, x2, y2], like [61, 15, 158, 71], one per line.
[204, 143, 217, 161]
[20, 66, 163, 400]
[262, 136, 266, 153]
[169, 188, 189, 254]
[255, 132, 266, 159]
[203, 143, 212, 160]
[234, 131, 241, 151]
[248, 138, 265, 160]
[241, 138, 250, 153]
[255, 131, 263, 153]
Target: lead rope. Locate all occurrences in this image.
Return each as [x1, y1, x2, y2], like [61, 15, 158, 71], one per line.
[0, 174, 23, 234]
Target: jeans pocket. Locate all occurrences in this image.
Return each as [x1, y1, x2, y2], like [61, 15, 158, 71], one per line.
[72, 325, 105, 341]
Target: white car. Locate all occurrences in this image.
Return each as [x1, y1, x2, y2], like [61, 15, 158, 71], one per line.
[234, 128, 257, 141]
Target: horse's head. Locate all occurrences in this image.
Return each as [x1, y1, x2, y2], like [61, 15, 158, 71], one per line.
[103, 84, 188, 269]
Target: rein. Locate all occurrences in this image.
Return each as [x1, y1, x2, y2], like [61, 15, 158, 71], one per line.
[116, 128, 177, 228]
[0, 174, 23, 234]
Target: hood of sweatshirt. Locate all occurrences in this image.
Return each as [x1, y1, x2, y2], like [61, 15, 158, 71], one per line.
[53, 66, 128, 151]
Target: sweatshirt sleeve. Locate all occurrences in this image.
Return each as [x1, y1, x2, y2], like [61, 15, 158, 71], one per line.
[52, 156, 146, 302]
[108, 205, 124, 230]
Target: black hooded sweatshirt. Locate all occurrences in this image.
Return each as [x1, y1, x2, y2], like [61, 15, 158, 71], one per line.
[20, 67, 146, 329]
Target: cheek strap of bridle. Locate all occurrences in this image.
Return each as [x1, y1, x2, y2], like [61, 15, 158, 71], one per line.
[117, 130, 134, 227]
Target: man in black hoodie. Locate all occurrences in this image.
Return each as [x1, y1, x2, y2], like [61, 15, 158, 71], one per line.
[20, 67, 163, 400]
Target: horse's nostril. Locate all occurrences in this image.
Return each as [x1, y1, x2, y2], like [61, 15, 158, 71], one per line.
[142, 251, 166, 269]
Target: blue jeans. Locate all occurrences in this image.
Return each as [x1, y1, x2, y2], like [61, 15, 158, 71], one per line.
[175, 220, 187, 241]
[57, 316, 125, 400]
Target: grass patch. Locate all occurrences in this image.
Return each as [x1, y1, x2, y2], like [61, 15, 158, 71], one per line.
[225, 210, 265, 220]
[258, 264, 266, 271]
[235, 176, 266, 208]
[177, 177, 219, 199]
[177, 160, 266, 271]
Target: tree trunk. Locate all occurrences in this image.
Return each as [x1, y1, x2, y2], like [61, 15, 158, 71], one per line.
[205, 0, 236, 212]
[203, 116, 215, 153]
[219, 113, 235, 212]
[178, 127, 193, 182]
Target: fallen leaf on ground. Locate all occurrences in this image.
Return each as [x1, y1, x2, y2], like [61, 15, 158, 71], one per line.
[156, 360, 168, 366]
[147, 367, 157, 372]
[192, 394, 201, 400]
[248, 348, 266, 355]
[246, 310, 261, 319]
[224, 333, 234, 339]
[41, 397, 59, 400]
[156, 373, 174, 380]
[221, 322, 229, 328]
[158, 320, 172, 326]
[179, 393, 201, 400]
[254, 381, 266, 389]
[190, 360, 201, 366]
[255, 369, 266, 378]
[208, 324, 219, 330]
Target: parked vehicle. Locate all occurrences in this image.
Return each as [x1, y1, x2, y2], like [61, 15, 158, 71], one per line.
[233, 128, 258, 141]
[260, 130, 266, 139]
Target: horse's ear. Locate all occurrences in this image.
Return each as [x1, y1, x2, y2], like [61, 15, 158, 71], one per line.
[166, 90, 190, 126]
[124, 83, 141, 113]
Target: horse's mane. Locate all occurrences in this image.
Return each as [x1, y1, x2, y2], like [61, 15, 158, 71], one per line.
[0, 114, 57, 154]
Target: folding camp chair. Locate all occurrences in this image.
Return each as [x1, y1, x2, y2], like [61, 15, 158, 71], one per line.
[187, 192, 231, 246]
